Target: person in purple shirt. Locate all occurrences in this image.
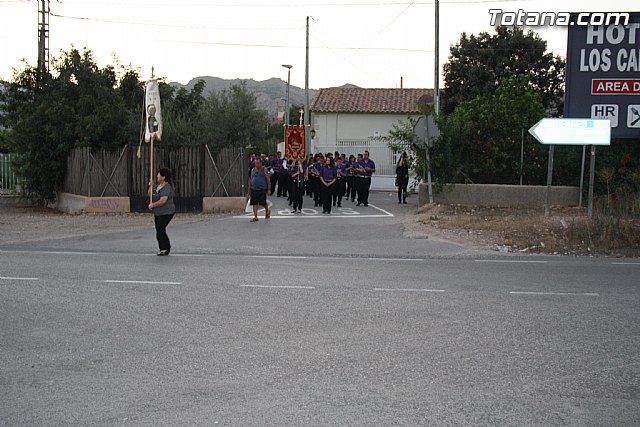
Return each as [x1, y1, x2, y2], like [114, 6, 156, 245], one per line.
[351, 153, 363, 203]
[290, 157, 307, 213]
[333, 156, 347, 207]
[312, 154, 325, 207]
[319, 156, 337, 214]
[356, 150, 375, 207]
[345, 154, 356, 201]
[305, 154, 315, 197]
[272, 151, 284, 197]
[284, 158, 294, 206]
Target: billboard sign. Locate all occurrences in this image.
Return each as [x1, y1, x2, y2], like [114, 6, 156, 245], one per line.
[565, 12, 640, 139]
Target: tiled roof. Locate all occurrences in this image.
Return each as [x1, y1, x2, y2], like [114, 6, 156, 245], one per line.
[310, 88, 434, 114]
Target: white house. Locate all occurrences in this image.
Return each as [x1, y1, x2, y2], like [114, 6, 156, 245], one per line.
[310, 87, 433, 190]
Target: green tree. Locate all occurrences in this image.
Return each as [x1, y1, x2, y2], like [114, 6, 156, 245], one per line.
[442, 26, 564, 116]
[440, 75, 546, 184]
[160, 81, 269, 150]
[1, 48, 142, 204]
[0, 129, 11, 153]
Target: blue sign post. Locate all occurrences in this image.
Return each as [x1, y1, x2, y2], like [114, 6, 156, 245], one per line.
[529, 118, 612, 218]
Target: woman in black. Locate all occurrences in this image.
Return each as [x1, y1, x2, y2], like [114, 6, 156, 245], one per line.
[395, 153, 410, 204]
[148, 167, 176, 255]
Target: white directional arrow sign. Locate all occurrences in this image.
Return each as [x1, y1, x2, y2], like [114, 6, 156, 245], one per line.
[528, 118, 611, 146]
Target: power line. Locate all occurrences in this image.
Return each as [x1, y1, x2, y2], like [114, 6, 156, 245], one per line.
[53, 0, 532, 5]
[356, 0, 417, 51]
[51, 12, 433, 53]
[50, 13, 301, 31]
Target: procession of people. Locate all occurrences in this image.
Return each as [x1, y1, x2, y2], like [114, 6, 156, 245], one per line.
[247, 150, 394, 217]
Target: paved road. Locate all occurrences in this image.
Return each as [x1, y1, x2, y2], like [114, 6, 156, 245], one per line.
[1, 192, 639, 425]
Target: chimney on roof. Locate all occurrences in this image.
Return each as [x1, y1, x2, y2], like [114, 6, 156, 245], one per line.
[400, 76, 403, 89]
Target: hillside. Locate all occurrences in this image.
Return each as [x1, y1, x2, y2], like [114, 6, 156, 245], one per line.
[169, 76, 325, 118]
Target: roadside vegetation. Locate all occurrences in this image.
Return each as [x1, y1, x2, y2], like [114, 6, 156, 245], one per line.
[382, 26, 639, 255]
[0, 48, 272, 205]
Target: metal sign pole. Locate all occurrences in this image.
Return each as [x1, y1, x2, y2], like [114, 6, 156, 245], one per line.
[426, 147, 433, 204]
[579, 145, 586, 208]
[588, 145, 596, 218]
[520, 128, 524, 186]
[545, 145, 554, 218]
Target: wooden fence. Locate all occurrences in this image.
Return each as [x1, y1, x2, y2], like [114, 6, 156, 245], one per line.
[64, 145, 246, 212]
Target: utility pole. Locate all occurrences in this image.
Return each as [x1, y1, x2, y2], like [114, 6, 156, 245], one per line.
[433, 0, 439, 114]
[282, 64, 292, 125]
[37, 0, 50, 73]
[305, 16, 310, 156]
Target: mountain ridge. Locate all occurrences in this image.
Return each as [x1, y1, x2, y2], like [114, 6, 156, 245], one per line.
[168, 76, 359, 117]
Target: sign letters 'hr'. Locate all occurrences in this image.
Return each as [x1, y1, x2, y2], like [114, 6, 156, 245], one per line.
[529, 118, 611, 146]
[565, 12, 640, 139]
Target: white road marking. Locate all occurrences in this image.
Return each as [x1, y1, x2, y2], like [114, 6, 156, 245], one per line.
[475, 260, 548, 264]
[367, 204, 394, 217]
[241, 284, 315, 289]
[366, 258, 424, 262]
[249, 255, 309, 259]
[0, 277, 39, 281]
[234, 214, 394, 219]
[97, 280, 182, 285]
[510, 291, 599, 296]
[168, 254, 208, 258]
[233, 203, 394, 219]
[612, 262, 640, 266]
[373, 288, 445, 293]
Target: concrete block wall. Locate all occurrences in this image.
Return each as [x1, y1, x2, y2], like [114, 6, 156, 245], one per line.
[55, 192, 131, 214]
[419, 184, 580, 208]
[202, 197, 247, 213]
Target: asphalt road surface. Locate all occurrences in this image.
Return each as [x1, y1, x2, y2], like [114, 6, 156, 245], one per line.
[1, 192, 638, 426]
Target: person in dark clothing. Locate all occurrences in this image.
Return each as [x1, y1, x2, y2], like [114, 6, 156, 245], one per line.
[355, 151, 375, 207]
[319, 157, 337, 214]
[290, 157, 307, 213]
[396, 152, 410, 204]
[333, 156, 346, 207]
[248, 157, 272, 222]
[312, 154, 325, 207]
[345, 154, 356, 201]
[148, 167, 176, 256]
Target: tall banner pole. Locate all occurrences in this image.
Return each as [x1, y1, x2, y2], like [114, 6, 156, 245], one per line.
[144, 69, 163, 208]
[150, 134, 154, 205]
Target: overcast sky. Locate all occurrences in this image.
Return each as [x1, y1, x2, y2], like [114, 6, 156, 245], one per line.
[0, 0, 637, 89]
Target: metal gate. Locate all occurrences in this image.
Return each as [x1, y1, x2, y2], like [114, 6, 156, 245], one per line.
[130, 145, 205, 213]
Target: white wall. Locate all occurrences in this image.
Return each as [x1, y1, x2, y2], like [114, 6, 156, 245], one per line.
[313, 113, 413, 145]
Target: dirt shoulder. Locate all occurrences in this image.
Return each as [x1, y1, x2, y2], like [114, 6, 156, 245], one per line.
[2, 205, 638, 257]
[404, 204, 640, 257]
[0, 206, 217, 245]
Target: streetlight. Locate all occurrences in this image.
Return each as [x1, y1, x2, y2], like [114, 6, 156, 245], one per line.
[282, 64, 292, 125]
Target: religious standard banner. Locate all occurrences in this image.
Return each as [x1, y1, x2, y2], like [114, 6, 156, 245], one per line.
[145, 80, 163, 142]
[284, 125, 306, 160]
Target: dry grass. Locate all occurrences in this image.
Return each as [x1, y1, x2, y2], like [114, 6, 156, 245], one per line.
[414, 204, 640, 257]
